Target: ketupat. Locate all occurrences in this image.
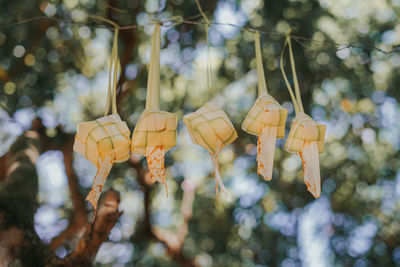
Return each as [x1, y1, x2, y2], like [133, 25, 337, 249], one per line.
[130, 23, 178, 195]
[74, 114, 131, 169]
[280, 30, 326, 198]
[73, 23, 131, 210]
[242, 31, 287, 181]
[184, 100, 238, 194]
[131, 111, 177, 155]
[183, 3, 238, 194]
[285, 113, 326, 198]
[285, 113, 326, 154]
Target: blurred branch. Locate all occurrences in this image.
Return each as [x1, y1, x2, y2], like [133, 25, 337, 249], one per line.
[49, 137, 88, 251]
[2, 13, 400, 53]
[151, 182, 198, 267]
[0, 154, 7, 181]
[129, 157, 196, 267]
[8, 20, 52, 86]
[55, 190, 122, 266]
[129, 157, 153, 239]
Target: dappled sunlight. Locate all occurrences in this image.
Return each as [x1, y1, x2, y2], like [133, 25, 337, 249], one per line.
[0, 0, 400, 265]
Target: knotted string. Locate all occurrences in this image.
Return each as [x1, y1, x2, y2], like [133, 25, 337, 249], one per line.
[254, 31, 268, 96]
[280, 29, 304, 115]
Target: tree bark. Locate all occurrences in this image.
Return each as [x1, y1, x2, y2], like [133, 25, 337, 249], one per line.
[52, 190, 122, 266]
[0, 130, 48, 266]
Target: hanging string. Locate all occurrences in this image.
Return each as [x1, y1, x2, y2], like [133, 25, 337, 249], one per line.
[254, 30, 268, 96]
[196, 0, 214, 97]
[286, 30, 304, 113]
[280, 30, 300, 115]
[90, 16, 120, 116]
[146, 23, 161, 111]
[111, 28, 119, 115]
[3, 13, 400, 54]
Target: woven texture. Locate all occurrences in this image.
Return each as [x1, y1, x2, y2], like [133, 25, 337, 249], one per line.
[73, 114, 131, 168]
[242, 93, 287, 138]
[183, 100, 238, 155]
[285, 113, 326, 153]
[131, 110, 178, 155]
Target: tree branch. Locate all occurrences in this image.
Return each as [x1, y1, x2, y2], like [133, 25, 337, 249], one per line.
[129, 157, 196, 266]
[54, 190, 122, 266]
[49, 137, 88, 251]
[151, 181, 197, 267]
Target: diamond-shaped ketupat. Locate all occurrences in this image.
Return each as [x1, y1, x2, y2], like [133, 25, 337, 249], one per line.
[131, 110, 178, 155]
[184, 100, 237, 155]
[285, 113, 326, 199]
[74, 114, 131, 168]
[242, 93, 288, 181]
[242, 31, 288, 182]
[73, 23, 130, 211]
[184, 100, 238, 194]
[130, 24, 178, 196]
[131, 111, 178, 196]
[285, 113, 326, 154]
[280, 30, 326, 199]
[73, 114, 131, 210]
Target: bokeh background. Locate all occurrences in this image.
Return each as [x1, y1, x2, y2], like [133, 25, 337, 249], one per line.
[1, 0, 400, 266]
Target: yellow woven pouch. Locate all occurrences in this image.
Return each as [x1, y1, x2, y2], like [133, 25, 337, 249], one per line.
[280, 30, 326, 199]
[242, 31, 288, 181]
[183, 15, 237, 194]
[130, 24, 178, 195]
[184, 100, 237, 194]
[285, 113, 326, 154]
[73, 24, 130, 210]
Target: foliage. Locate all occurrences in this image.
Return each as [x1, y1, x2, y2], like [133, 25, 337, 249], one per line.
[1, 0, 400, 266]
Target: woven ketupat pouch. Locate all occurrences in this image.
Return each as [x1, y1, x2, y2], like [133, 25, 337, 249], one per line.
[131, 110, 178, 155]
[285, 113, 326, 154]
[242, 92, 287, 138]
[183, 100, 237, 155]
[74, 114, 131, 167]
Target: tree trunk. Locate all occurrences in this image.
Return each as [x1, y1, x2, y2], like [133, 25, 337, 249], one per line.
[0, 130, 49, 266]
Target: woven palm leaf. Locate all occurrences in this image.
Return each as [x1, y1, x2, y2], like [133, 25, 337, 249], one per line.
[285, 113, 326, 198]
[130, 24, 178, 195]
[131, 110, 178, 155]
[184, 100, 238, 193]
[242, 93, 288, 181]
[184, 100, 237, 155]
[242, 92, 287, 138]
[280, 31, 327, 199]
[285, 113, 326, 154]
[74, 114, 131, 167]
[241, 30, 288, 181]
[73, 114, 131, 210]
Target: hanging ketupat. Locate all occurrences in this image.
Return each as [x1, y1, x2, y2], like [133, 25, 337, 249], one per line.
[73, 21, 131, 211]
[130, 23, 178, 195]
[280, 30, 326, 198]
[183, 7, 237, 195]
[184, 101, 237, 194]
[242, 31, 287, 181]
